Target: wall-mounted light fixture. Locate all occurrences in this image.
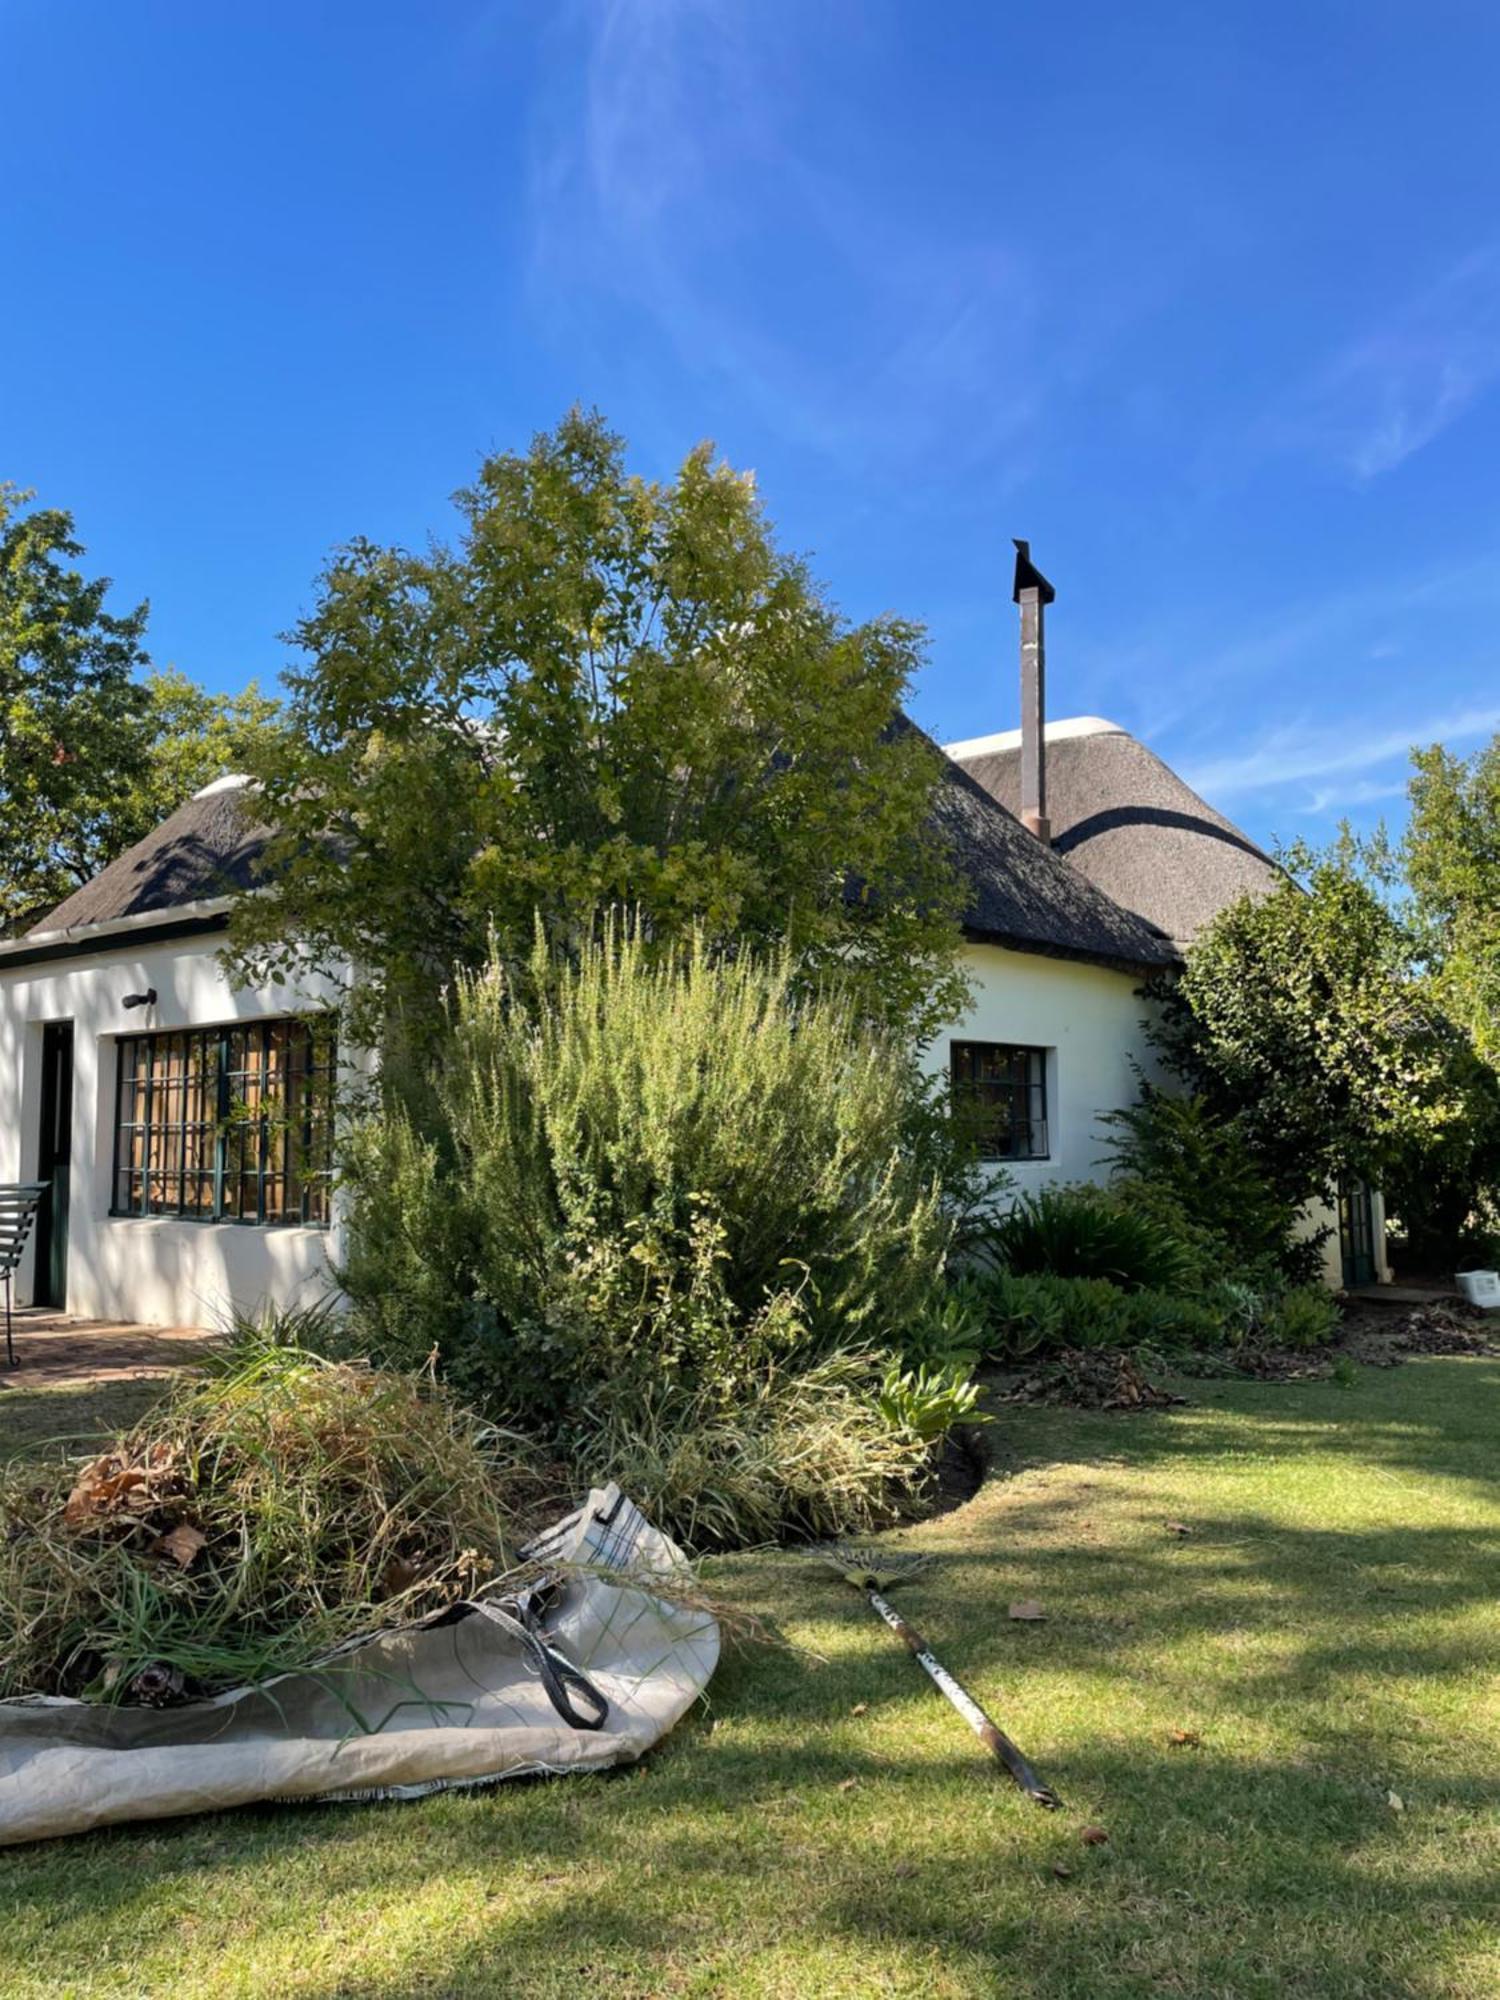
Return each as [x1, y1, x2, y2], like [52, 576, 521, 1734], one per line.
[122, 989, 157, 1010]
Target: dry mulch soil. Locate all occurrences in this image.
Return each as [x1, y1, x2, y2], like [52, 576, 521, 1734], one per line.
[992, 1348, 1188, 1411]
[991, 1299, 1500, 1410]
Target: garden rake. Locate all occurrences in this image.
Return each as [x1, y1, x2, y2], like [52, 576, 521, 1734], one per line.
[816, 1545, 1061, 1810]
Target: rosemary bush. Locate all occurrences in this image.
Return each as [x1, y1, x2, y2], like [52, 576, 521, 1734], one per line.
[335, 923, 961, 1543]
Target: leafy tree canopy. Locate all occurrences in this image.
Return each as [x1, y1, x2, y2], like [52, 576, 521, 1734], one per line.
[1, 484, 151, 931]
[127, 669, 282, 850]
[231, 411, 966, 1041]
[1147, 839, 1485, 1207]
[0, 484, 280, 933]
[1405, 735, 1500, 1067]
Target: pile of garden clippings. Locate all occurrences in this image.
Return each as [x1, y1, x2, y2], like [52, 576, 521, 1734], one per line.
[996, 1348, 1187, 1412]
[0, 1484, 720, 1848]
[995, 1299, 1498, 1409]
[1339, 1299, 1500, 1369]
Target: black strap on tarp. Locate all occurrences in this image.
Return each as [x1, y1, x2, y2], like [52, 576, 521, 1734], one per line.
[471, 1596, 610, 1732]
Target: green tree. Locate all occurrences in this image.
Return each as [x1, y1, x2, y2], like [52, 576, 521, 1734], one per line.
[0, 484, 152, 930]
[229, 410, 966, 1042]
[1384, 736, 1500, 1262]
[1147, 841, 1478, 1207]
[128, 668, 282, 839]
[1405, 735, 1500, 1066]
[0, 485, 280, 932]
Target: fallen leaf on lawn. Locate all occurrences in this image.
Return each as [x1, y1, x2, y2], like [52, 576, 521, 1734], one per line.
[838, 1777, 859, 1793]
[1009, 1600, 1047, 1621]
[1079, 1825, 1110, 1846]
[1168, 1729, 1201, 1748]
[1051, 1862, 1074, 1880]
[1387, 1789, 1405, 1813]
[155, 1522, 207, 1570]
[849, 1702, 869, 1717]
[1165, 1521, 1193, 1536]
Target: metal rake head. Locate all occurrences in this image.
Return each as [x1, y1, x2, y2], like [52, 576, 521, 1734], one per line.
[810, 1543, 933, 1593]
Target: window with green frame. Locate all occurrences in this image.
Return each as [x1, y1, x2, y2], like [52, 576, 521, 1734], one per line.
[111, 1018, 335, 1226]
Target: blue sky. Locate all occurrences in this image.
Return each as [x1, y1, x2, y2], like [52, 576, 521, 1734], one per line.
[4, 1, 1500, 852]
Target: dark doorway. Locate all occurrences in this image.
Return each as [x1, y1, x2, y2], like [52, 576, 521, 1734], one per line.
[34, 1022, 74, 1309]
[1338, 1176, 1376, 1289]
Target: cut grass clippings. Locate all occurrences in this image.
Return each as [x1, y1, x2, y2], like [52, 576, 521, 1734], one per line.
[2, 1355, 1499, 1996]
[0, 1341, 553, 1702]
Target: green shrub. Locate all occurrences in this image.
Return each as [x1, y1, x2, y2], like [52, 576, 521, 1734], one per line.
[975, 1270, 1132, 1359]
[341, 922, 952, 1416]
[1100, 1084, 1326, 1286]
[972, 1268, 1256, 1362]
[1123, 1287, 1237, 1351]
[336, 921, 963, 1547]
[877, 1358, 985, 1443]
[1265, 1284, 1342, 1348]
[981, 1185, 1195, 1291]
[898, 1275, 989, 1373]
[572, 1351, 935, 1551]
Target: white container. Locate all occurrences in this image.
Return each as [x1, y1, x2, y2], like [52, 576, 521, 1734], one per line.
[1455, 1270, 1500, 1310]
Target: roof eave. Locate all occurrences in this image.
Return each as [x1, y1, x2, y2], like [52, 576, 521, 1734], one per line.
[960, 919, 1180, 979]
[0, 896, 240, 972]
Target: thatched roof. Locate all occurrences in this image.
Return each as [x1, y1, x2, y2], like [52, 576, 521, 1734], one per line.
[924, 737, 1176, 972]
[28, 733, 1177, 976]
[945, 716, 1279, 949]
[30, 778, 274, 935]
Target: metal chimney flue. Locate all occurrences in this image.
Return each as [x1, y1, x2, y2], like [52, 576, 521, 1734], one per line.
[1012, 538, 1055, 844]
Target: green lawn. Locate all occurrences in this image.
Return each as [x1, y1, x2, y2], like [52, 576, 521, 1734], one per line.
[3, 1358, 1499, 1998]
[0, 1376, 166, 1463]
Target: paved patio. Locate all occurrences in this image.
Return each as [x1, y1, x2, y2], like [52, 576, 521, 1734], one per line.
[0, 1310, 218, 1390]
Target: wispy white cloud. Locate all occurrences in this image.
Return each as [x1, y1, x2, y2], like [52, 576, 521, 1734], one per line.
[522, 0, 1046, 472]
[1272, 248, 1500, 480]
[1128, 538, 1500, 723]
[1180, 700, 1500, 805]
[1299, 777, 1410, 816]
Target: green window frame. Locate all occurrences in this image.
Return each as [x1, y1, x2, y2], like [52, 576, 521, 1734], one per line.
[950, 1040, 1049, 1161]
[111, 1017, 335, 1226]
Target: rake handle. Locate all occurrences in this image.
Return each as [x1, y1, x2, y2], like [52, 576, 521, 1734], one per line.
[865, 1586, 1061, 1810]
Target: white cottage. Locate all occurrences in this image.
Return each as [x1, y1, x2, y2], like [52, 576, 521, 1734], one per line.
[0, 749, 1179, 1329]
[0, 777, 345, 1328]
[0, 559, 1385, 1328]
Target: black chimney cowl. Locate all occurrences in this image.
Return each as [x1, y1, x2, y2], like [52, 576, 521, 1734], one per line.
[1012, 538, 1056, 606]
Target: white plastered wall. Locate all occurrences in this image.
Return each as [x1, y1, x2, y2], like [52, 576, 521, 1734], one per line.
[932, 943, 1387, 1288]
[925, 942, 1161, 1195]
[0, 931, 348, 1329]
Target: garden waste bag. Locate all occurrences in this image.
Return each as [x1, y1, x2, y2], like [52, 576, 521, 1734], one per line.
[0, 1486, 719, 1846]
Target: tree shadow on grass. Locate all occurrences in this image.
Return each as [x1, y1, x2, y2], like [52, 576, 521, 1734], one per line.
[222, 1743, 1500, 1999]
[983, 1355, 1500, 1496]
[4, 1358, 1498, 1995]
[0, 1376, 165, 1461]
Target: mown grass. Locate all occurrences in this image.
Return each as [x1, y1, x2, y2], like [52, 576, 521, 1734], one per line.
[0, 1377, 165, 1463]
[2, 1357, 1499, 1997]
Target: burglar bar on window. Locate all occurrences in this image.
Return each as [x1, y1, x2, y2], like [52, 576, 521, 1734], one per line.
[111, 1017, 334, 1226]
[949, 1040, 1049, 1161]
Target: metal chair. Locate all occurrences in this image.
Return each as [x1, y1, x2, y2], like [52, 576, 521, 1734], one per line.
[0, 1183, 49, 1369]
